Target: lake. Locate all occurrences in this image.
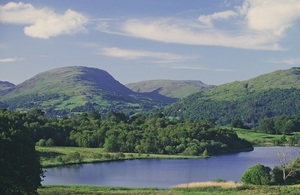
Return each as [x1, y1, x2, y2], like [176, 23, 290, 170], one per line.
[42, 146, 300, 188]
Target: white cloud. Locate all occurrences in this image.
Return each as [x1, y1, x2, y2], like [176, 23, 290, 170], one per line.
[198, 10, 237, 28]
[98, 0, 300, 50]
[122, 19, 281, 50]
[0, 57, 22, 63]
[244, 0, 300, 36]
[102, 47, 188, 63]
[0, 2, 88, 39]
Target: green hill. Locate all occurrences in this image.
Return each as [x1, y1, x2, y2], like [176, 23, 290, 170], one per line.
[0, 66, 175, 116]
[203, 67, 300, 101]
[164, 67, 300, 125]
[126, 80, 215, 99]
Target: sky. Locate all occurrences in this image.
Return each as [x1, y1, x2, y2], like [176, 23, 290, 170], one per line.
[1, 0, 300, 86]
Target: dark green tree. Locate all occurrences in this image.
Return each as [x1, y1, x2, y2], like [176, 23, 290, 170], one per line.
[0, 109, 44, 194]
[258, 118, 275, 134]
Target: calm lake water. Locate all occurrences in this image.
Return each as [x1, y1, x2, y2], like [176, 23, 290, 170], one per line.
[42, 147, 300, 188]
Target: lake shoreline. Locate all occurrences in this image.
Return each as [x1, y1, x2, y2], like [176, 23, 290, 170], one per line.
[42, 146, 300, 188]
[37, 146, 253, 168]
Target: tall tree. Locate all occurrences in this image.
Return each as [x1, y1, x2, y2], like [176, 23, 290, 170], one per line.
[0, 109, 44, 194]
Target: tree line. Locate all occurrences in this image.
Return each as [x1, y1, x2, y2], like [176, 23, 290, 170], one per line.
[2, 108, 253, 156]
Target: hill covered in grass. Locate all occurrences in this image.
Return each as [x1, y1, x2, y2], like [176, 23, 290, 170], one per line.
[164, 67, 300, 125]
[0, 66, 175, 116]
[126, 80, 215, 99]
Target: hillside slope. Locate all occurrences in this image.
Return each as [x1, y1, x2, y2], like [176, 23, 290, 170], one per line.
[0, 81, 15, 96]
[126, 80, 215, 99]
[164, 67, 300, 125]
[0, 66, 175, 116]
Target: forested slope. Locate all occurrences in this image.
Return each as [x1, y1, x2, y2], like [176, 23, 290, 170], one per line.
[164, 67, 300, 125]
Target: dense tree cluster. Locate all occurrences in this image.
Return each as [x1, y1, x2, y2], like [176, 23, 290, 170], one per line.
[257, 115, 300, 135]
[0, 109, 43, 194]
[1, 109, 253, 157]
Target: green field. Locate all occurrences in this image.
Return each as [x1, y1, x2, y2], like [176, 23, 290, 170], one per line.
[227, 127, 290, 146]
[37, 146, 198, 167]
[38, 183, 300, 195]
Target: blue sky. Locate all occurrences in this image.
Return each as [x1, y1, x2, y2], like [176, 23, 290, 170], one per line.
[1, 0, 300, 85]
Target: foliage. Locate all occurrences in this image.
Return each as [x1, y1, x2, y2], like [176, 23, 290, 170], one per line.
[241, 164, 272, 185]
[242, 156, 300, 186]
[1, 109, 253, 158]
[257, 115, 300, 135]
[272, 156, 300, 185]
[165, 88, 300, 126]
[0, 109, 43, 194]
[164, 68, 300, 126]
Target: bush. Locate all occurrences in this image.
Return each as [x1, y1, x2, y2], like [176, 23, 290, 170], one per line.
[241, 164, 272, 185]
[46, 138, 54, 147]
[36, 139, 47, 147]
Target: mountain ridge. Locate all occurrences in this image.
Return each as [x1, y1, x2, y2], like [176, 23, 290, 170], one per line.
[126, 79, 215, 99]
[164, 67, 300, 125]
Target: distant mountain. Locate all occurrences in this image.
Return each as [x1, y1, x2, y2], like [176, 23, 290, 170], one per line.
[0, 81, 15, 94]
[0, 66, 175, 116]
[126, 80, 215, 99]
[164, 67, 300, 125]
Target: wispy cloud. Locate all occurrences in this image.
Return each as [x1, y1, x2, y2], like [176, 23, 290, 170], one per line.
[198, 10, 237, 28]
[102, 47, 191, 63]
[99, 0, 300, 50]
[0, 57, 22, 63]
[170, 65, 236, 72]
[269, 58, 300, 65]
[0, 2, 88, 39]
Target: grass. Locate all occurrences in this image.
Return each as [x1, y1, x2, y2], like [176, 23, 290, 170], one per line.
[223, 127, 291, 146]
[36, 146, 198, 168]
[38, 183, 300, 195]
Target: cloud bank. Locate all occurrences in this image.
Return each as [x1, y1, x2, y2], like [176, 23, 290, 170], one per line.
[0, 2, 88, 39]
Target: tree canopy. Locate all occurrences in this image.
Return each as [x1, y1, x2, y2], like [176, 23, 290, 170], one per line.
[0, 109, 43, 194]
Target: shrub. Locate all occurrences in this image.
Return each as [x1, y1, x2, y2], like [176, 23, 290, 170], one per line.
[46, 138, 54, 147]
[36, 139, 47, 147]
[241, 164, 272, 185]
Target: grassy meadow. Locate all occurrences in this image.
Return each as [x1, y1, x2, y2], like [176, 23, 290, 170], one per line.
[227, 127, 291, 146]
[37, 146, 197, 167]
[38, 182, 300, 195]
